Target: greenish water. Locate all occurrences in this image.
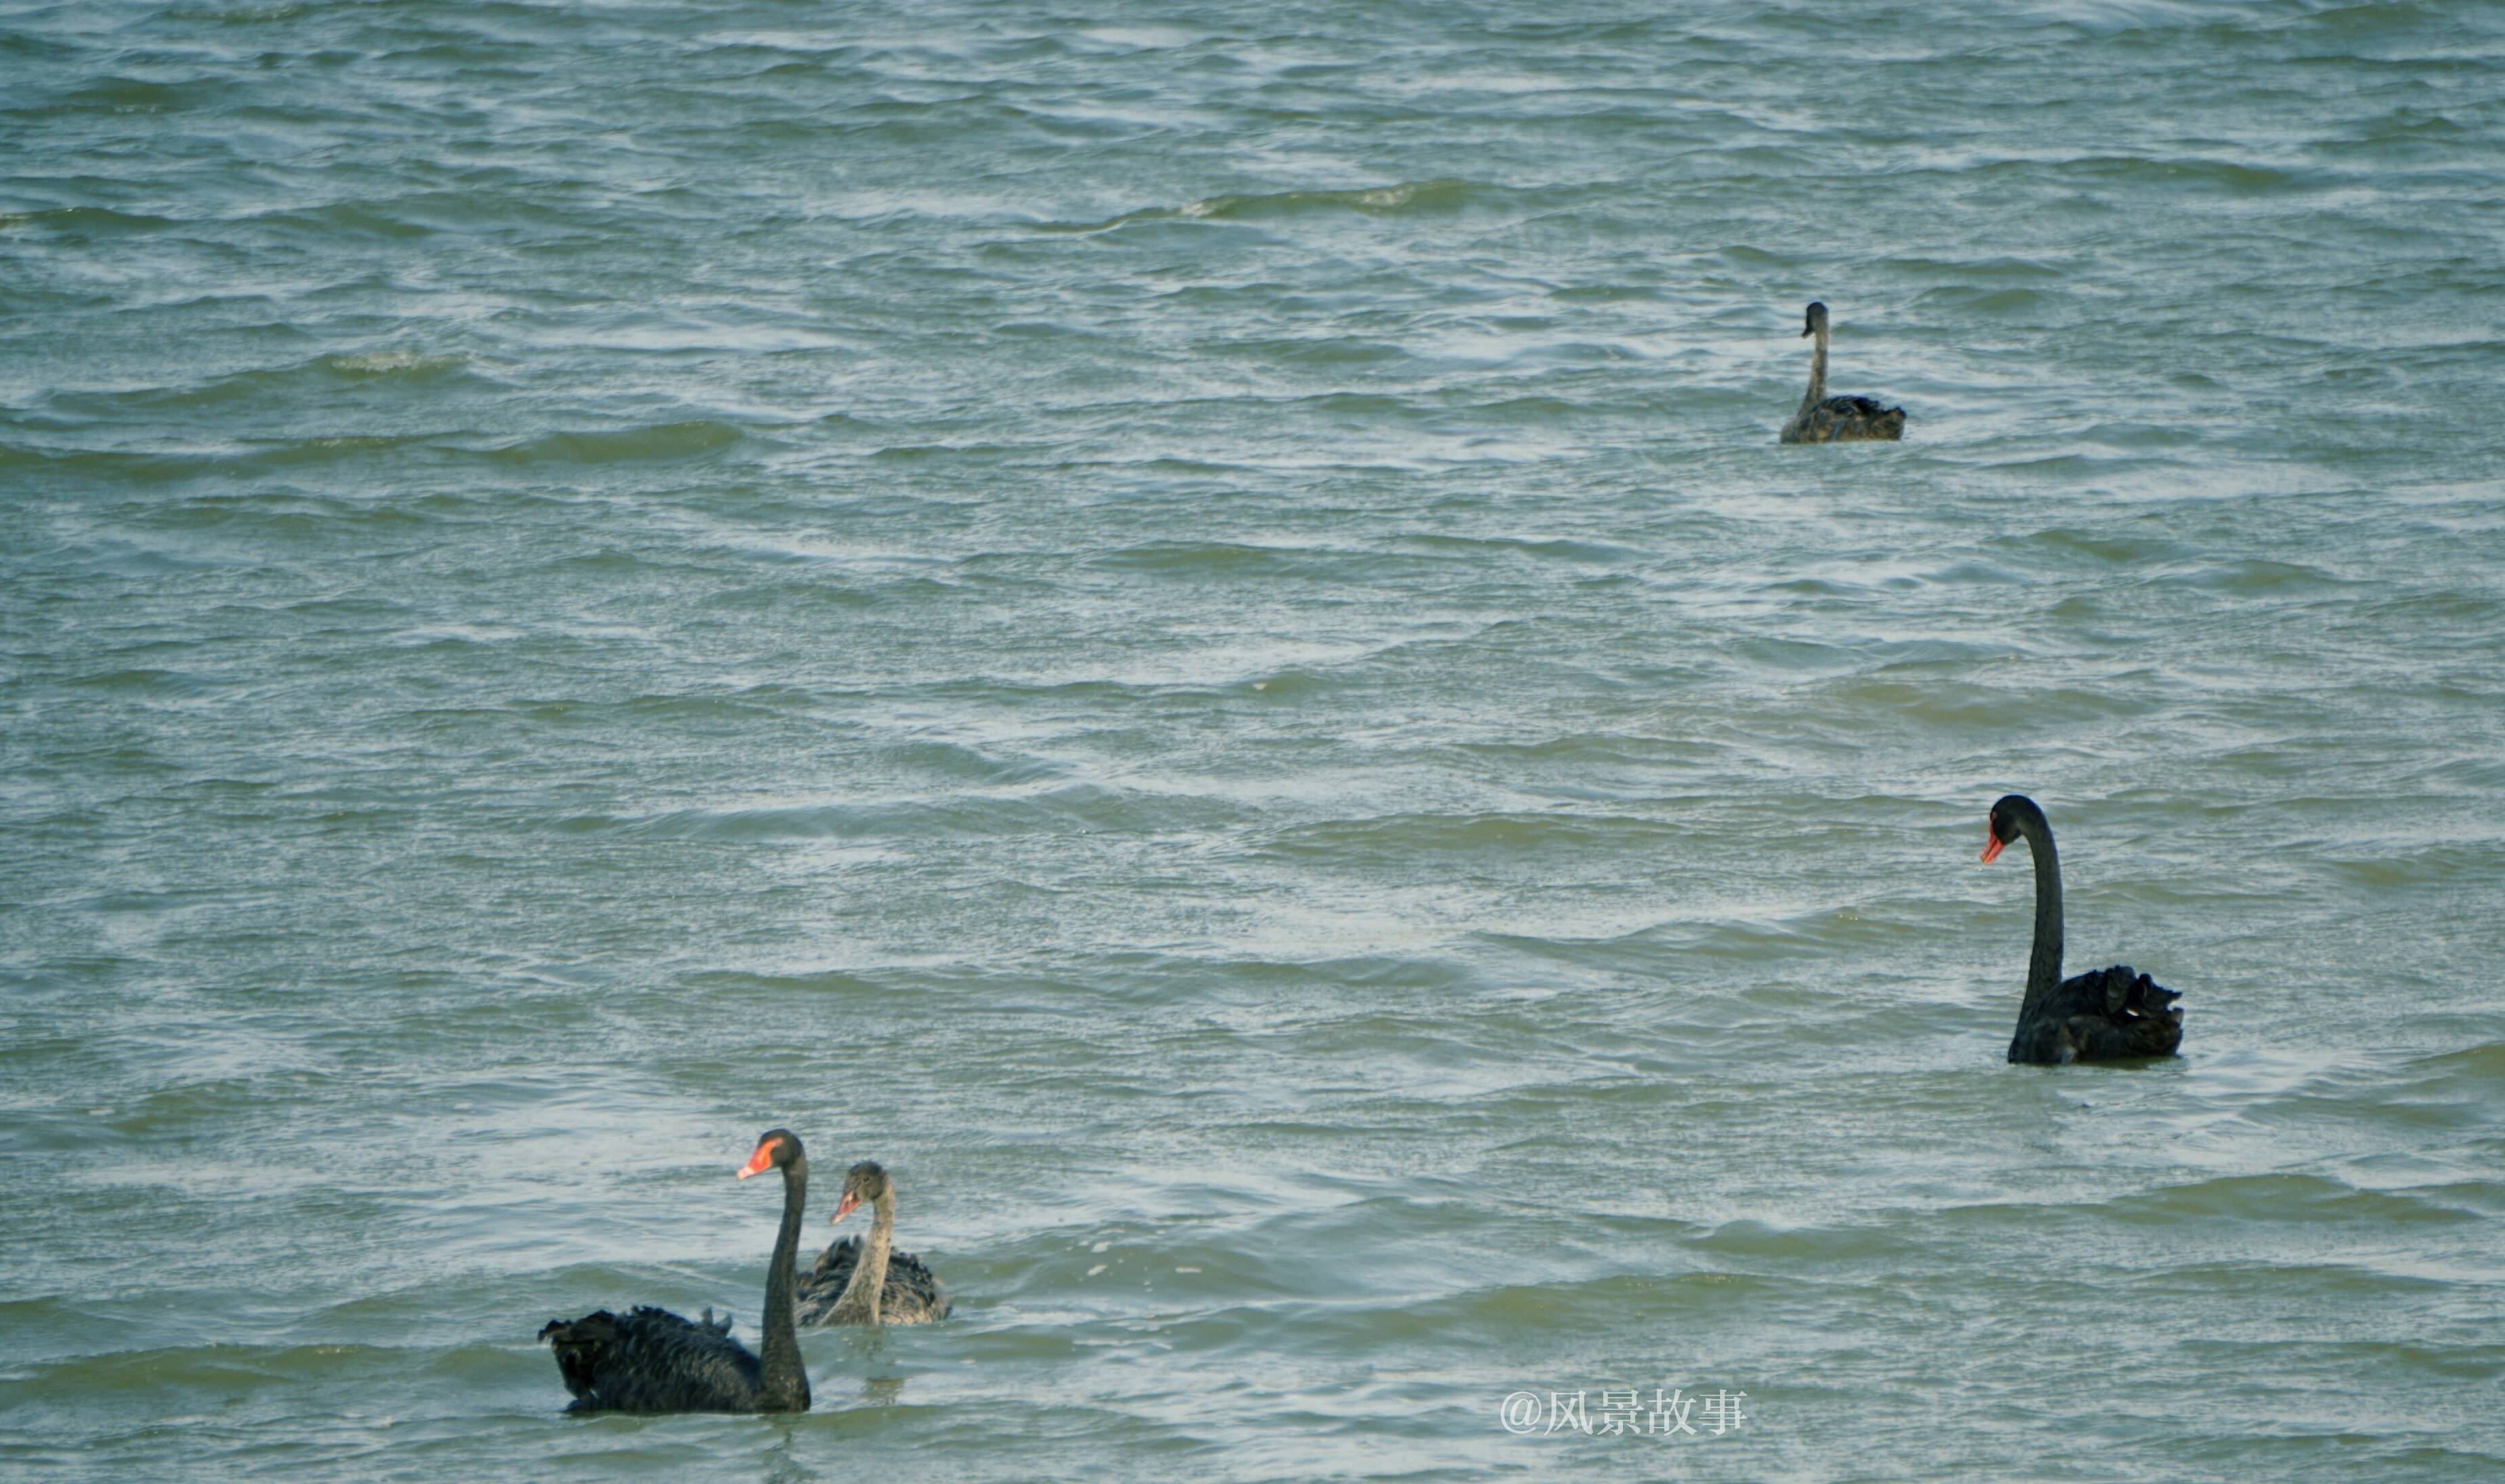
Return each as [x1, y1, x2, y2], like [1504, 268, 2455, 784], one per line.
[5, 1, 2504, 1479]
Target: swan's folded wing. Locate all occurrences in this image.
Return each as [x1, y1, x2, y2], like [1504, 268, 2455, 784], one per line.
[2067, 965, 2184, 1060]
[883, 1248, 953, 1322]
[2086, 964, 2182, 1019]
[2064, 1010, 2184, 1061]
[796, 1236, 860, 1324]
[1805, 397, 1908, 442]
[807, 1235, 860, 1282]
[795, 1236, 953, 1324]
[540, 1305, 764, 1412]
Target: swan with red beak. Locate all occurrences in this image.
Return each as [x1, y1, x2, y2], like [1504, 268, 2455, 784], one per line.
[1980, 794, 2184, 1065]
[538, 1129, 813, 1413]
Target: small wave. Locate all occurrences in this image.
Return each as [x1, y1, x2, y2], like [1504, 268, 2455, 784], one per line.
[255, 198, 434, 241]
[0, 205, 182, 235]
[1094, 541, 1333, 577]
[2396, 1041, 2505, 1091]
[2182, 559, 2343, 593]
[65, 667, 215, 697]
[48, 353, 476, 419]
[317, 349, 468, 378]
[1, 430, 446, 482]
[62, 75, 211, 112]
[597, 784, 1236, 843]
[2321, 843, 2505, 891]
[1910, 284, 2049, 316]
[1178, 178, 1477, 221]
[1035, 179, 1482, 235]
[2107, 1173, 2476, 1227]
[488, 421, 744, 466]
[1216, 336, 1414, 368]
[1409, 533, 1647, 566]
[7, 1342, 408, 1403]
[2078, 421, 2199, 450]
[1887, 254, 2071, 282]
[2033, 528, 2190, 565]
[1265, 811, 1683, 862]
[1983, 452, 2172, 481]
[179, 3, 314, 24]
[2314, 1, 2459, 39]
[1693, 1218, 1919, 1263]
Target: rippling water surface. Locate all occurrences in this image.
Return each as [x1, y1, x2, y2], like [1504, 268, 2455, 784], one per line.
[5, 1, 2504, 1479]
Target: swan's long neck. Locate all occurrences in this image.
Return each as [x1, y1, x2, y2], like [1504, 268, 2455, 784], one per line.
[1798, 320, 1829, 413]
[861, 1191, 901, 1321]
[828, 1185, 898, 1324]
[757, 1159, 810, 1411]
[2014, 805, 2065, 1023]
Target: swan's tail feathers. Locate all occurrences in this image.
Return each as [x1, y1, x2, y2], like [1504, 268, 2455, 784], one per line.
[1832, 398, 1905, 441]
[2110, 967, 2180, 1021]
[540, 1311, 620, 1344]
[2071, 965, 2184, 1060]
[540, 1311, 623, 1402]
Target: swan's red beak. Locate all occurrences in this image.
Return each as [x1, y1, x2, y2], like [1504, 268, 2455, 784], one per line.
[830, 1191, 860, 1224]
[1980, 830, 2007, 864]
[737, 1142, 776, 1180]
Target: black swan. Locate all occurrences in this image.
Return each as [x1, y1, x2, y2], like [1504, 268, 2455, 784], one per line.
[538, 1129, 813, 1413]
[1982, 794, 2184, 1064]
[1779, 301, 1906, 444]
[798, 1161, 951, 1326]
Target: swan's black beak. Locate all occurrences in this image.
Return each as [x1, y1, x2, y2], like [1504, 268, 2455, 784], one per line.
[1801, 323, 1812, 338]
[830, 1190, 860, 1224]
[1980, 830, 2007, 864]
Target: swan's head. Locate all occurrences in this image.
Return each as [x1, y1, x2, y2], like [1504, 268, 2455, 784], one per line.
[1802, 301, 1828, 338]
[830, 1159, 891, 1224]
[1981, 794, 2042, 864]
[737, 1128, 804, 1180]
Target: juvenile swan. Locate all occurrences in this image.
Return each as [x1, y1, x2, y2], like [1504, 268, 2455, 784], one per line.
[797, 1160, 951, 1325]
[1779, 302, 1906, 444]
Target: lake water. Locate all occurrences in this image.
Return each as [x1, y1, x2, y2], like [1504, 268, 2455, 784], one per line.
[5, 1, 2503, 1479]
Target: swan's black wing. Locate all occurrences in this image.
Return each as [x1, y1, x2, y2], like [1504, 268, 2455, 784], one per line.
[797, 1236, 953, 1325]
[876, 1248, 951, 1323]
[794, 1240, 854, 1324]
[2068, 966, 2183, 1060]
[1811, 396, 1906, 442]
[2010, 965, 2183, 1063]
[538, 1305, 763, 1413]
